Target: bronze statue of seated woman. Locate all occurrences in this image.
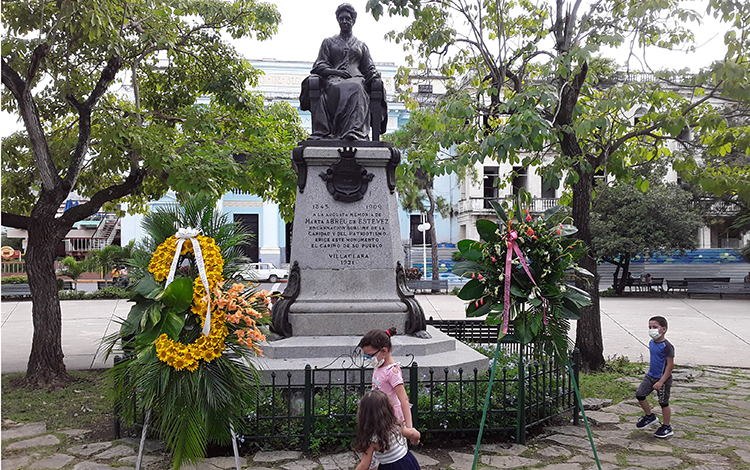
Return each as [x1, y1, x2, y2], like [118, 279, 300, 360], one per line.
[299, 3, 388, 141]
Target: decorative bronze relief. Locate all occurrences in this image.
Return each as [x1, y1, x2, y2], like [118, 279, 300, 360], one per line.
[319, 147, 374, 202]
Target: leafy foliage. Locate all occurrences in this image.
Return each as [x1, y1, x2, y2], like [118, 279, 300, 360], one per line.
[1, 275, 29, 284]
[2, 0, 305, 385]
[365, 0, 749, 371]
[57, 256, 87, 290]
[454, 194, 591, 360]
[591, 179, 704, 295]
[131, 194, 254, 281]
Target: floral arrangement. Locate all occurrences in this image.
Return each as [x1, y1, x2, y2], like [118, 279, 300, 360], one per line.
[453, 196, 591, 359]
[104, 228, 269, 469]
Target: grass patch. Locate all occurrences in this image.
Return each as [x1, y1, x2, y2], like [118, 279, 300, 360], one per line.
[2, 369, 114, 436]
[578, 355, 646, 403]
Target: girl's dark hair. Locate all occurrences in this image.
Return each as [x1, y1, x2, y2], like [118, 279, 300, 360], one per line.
[353, 390, 398, 453]
[358, 327, 397, 350]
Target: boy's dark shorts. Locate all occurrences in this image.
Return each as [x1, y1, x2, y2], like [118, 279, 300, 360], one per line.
[636, 374, 672, 406]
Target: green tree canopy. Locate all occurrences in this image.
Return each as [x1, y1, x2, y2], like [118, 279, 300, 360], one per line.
[1, 0, 305, 386]
[367, 0, 749, 370]
[591, 178, 704, 295]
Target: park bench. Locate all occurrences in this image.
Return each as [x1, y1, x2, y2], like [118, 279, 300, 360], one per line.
[666, 279, 687, 293]
[407, 279, 450, 293]
[686, 281, 750, 298]
[1, 283, 32, 299]
[626, 277, 664, 292]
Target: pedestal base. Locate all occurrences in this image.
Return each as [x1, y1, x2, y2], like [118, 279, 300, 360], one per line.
[250, 326, 488, 384]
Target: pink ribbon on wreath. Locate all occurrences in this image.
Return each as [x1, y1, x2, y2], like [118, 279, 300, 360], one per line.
[502, 230, 547, 334]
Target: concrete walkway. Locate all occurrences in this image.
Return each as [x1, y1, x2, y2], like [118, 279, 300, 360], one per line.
[2, 295, 750, 373]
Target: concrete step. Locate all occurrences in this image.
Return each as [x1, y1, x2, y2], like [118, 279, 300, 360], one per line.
[251, 326, 488, 385]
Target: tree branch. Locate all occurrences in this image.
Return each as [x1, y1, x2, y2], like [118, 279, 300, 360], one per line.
[63, 56, 124, 189]
[1, 212, 32, 230]
[2, 58, 59, 191]
[57, 168, 147, 227]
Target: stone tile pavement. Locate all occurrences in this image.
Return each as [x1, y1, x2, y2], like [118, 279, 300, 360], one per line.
[3, 367, 750, 469]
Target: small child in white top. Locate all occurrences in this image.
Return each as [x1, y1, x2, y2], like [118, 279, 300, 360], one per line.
[354, 390, 421, 470]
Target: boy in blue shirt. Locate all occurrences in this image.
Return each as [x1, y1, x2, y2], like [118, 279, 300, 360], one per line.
[635, 316, 675, 438]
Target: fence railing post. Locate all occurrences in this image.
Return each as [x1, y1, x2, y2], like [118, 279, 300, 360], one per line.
[516, 345, 526, 445]
[113, 355, 123, 439]
[410, 362, 419, 430]
[303, 365, 312, 452]
[572, 348, 580, 426]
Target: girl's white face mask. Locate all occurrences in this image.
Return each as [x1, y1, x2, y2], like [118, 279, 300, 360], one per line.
[649, 328, 662, 340]
[367, 357, 385, 368]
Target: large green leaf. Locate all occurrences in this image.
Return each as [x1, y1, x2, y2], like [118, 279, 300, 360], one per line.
[563, 285, 592, 307]
[466, 299, 494, 317]
[135, 274, 163, 299]
[476, 218, 499, 242]
[451, 260, 481, 277]
[162, 277, 194, 311]
[513, 316, 535, 344]
[162, 310, 186, 340]
[123, 303, 148, 336]
[488, 200, 508, 222]
[457, 239, 483, 261]
[142, 303, 163, 330]
[543, 205, 563, 220]
[458, 278, 485, 300]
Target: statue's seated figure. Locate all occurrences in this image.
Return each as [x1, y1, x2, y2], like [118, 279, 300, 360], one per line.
[299, 3, 388, 141]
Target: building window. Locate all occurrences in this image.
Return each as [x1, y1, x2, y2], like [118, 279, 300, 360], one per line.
[512, 167, 527, 196]
[483, 166, 500, 208]
[541, 176, 556, 199]
[410, 214, 432, 245]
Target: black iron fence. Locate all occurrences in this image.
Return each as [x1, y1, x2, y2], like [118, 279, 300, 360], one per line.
[115, 320, 580, 450]
[237, 320, 579, 450]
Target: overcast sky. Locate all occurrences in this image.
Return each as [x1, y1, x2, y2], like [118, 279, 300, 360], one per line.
[0, 0, 729, 136]
[237, 0, 727, 70]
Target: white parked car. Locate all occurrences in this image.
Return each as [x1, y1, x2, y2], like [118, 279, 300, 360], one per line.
[237, 262, 288, 283]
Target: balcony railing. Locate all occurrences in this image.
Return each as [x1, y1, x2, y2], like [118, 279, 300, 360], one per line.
[458, 197, 560, 215]
[65, 238, 110, 253]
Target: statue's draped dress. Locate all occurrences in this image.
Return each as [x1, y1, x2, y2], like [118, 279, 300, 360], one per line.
[312, 34, 379, 140]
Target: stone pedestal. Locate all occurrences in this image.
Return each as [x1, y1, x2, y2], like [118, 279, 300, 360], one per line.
[257, 140, 487, 382]
[272, 141, 426, 338]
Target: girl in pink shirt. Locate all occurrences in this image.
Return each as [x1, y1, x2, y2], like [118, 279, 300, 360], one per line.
[359, 328, 415, 433]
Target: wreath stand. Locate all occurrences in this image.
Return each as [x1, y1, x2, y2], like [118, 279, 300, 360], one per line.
[469, 334, 603, 470]
[134, 412, 242, 470]
[133, 229, 241, 470]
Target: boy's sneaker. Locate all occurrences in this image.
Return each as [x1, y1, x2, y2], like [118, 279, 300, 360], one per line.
[636, 414, 659, 429]
[654, 424, 674, 438]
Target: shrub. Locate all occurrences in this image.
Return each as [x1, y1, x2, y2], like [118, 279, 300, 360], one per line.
[88, 287, 129, 299]
[1, 275, 28, 284]
[58, 290, 88, 300]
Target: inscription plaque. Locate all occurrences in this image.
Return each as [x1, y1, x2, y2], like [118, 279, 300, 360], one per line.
[304, 203, 389, 268]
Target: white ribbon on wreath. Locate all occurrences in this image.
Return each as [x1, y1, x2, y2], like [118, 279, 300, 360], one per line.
[165, 227, 212, 337]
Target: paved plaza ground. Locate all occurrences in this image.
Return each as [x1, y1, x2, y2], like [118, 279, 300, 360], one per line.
[2, 295, 750, 469]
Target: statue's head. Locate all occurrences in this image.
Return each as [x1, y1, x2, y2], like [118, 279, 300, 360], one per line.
[336, 3, 357, 25]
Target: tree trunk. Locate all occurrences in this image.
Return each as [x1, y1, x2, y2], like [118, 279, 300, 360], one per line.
[616, 257, 631, 296]
[426, 185, 440, 291]
[23, 216, 72, 387]
[612, 263, 621, 293]
[571, 168, 605, 372]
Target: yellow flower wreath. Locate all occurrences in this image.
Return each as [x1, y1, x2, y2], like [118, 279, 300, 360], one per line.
[148, 235, 227, 372]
